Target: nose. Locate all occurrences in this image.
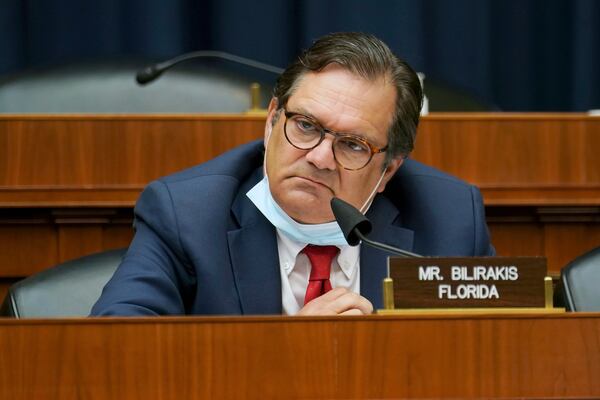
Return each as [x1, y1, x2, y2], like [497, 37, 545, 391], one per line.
[304, 137, 337, 171]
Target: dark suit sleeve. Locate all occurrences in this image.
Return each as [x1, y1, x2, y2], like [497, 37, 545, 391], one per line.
[90, 180, 196, 316]
[470, 185, 496, 256]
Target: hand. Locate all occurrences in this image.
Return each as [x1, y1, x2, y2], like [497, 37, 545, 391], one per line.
[297, 287, 373, 316]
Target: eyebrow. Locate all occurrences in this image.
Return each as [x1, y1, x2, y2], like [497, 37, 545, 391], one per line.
[287, 106, 379, 144]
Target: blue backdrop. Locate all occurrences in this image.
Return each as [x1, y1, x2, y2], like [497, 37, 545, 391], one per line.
[1, 0, 598, 111]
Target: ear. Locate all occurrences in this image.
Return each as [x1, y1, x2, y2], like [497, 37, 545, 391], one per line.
[377, 157, 404, 193]
[264, 98, 279, 144]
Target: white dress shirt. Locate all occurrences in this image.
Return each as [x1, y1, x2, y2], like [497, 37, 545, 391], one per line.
[276, 229, 361, 315]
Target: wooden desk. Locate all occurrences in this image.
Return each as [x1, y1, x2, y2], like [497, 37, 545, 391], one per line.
[1, 314, 598, 399]
[1, 113, 599, 294]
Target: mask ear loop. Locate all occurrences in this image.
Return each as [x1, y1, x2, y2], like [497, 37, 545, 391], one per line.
[358, 167, 387, 214]
[263, 108, 278, 176]
[263, 125, 271, 176]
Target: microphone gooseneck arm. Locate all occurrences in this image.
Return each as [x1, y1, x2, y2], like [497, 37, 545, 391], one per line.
[353, 228, 422, 258]
[330, 197, 422, 258]
[136, 50, 285, 85]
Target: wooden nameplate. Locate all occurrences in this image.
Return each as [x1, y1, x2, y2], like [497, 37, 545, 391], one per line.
[378, 257, 565, 314]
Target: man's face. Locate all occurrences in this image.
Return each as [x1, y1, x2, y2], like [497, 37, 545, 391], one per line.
[264, 64, 403, 224]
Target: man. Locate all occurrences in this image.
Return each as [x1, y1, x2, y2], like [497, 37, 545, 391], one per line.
[91, 32, 494, 317]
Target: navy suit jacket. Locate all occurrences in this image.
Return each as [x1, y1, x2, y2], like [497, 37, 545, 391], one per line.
[91, 140, 494, 316]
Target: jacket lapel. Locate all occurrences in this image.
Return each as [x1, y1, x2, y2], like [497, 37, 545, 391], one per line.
[227, 170, 282, 315]
[360, 196, 415, 309]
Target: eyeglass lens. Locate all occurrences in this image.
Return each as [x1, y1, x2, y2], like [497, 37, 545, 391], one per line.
[285, 114, 373, 170]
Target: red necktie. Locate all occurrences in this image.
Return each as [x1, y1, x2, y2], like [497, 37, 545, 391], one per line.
[303, 245, 340, 305]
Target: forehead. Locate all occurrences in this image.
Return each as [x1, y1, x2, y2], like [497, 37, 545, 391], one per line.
[286, 65, 396, 143]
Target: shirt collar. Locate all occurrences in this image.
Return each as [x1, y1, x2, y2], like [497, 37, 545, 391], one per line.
[276, 228, 359, 279]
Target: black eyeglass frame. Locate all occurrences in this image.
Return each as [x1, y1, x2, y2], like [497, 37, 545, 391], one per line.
[282, 108, 388, 171]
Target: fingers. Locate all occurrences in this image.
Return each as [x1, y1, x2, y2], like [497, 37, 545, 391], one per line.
[323, 288, 372, 314]
[297, 287, 373, 316]
[339, 308, 364, 316]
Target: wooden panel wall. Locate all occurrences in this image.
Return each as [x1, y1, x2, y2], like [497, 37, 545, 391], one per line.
[0, 115, 266, 205]
[413, 114, 600, 205]
[0, 113, 598, 293]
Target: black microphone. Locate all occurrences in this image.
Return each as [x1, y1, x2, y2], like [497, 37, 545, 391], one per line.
[331, 197, 422, 258]
[135, 50, 285, 85]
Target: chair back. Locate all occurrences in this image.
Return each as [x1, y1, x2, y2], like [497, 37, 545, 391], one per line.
[0, 248, 125, 318]
[561, 246, 600, 311]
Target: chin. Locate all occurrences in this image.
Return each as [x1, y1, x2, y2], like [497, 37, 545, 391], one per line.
[278, 194, 334, 224]
[290, 212, 335, 225]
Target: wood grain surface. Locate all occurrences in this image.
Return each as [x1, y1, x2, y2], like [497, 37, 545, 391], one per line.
[0, 314, 599, 399]
[389, 257, 546, 308]
[0, 114, 266, 206]
[1, 113, 599, 206]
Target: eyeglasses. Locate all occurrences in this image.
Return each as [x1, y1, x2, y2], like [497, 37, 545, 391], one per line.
[283, 108, 388, 170]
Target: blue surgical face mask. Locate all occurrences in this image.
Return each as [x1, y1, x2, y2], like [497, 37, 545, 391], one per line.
[247, 175, 349, 245]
